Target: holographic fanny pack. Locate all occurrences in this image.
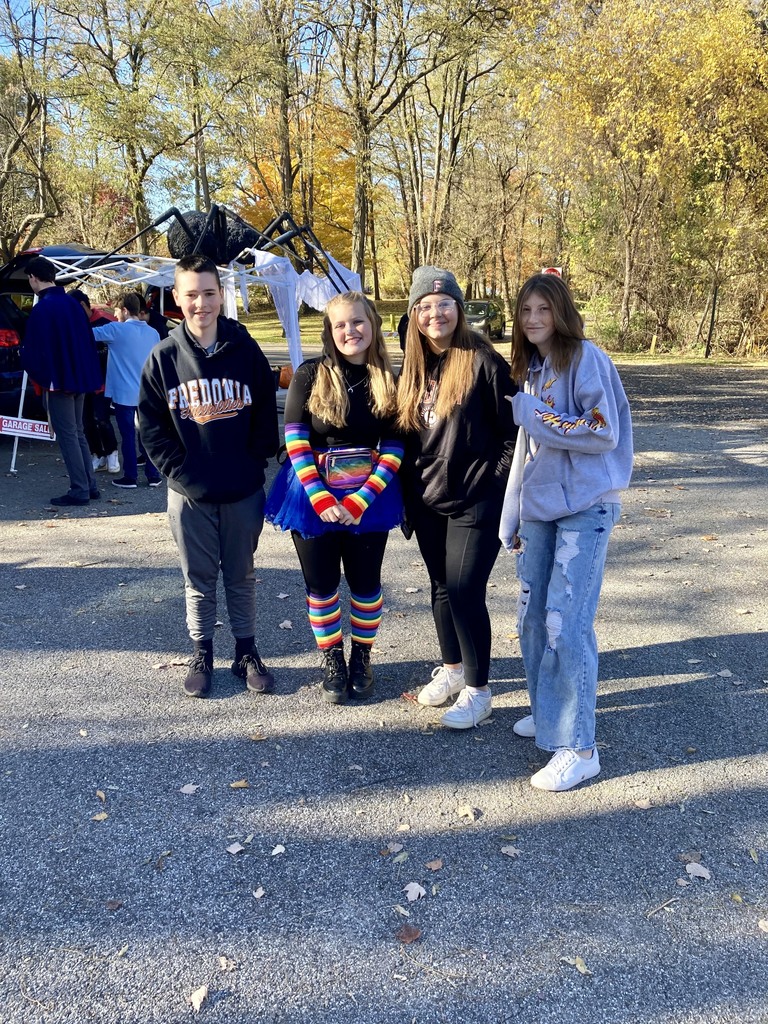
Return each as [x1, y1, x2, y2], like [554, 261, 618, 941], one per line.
[315, 446, 376, 489]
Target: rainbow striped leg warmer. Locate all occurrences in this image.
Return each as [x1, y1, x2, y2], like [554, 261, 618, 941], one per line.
[307, 591, 342, 650]
[350, 589, 383, 646]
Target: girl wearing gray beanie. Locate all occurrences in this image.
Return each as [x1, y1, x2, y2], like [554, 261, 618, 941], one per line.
[397, 267, 518, 728]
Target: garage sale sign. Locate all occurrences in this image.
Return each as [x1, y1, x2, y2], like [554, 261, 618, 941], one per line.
[0, 416, 52, 440]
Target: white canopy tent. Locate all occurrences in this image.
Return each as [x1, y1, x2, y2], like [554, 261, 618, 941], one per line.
[33, 248, 359, 370]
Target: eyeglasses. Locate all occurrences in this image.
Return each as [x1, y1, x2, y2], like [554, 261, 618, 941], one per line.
[414, 299, 457, 319]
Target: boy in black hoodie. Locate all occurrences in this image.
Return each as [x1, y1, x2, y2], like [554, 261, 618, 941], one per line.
[138, 255, 279, 698]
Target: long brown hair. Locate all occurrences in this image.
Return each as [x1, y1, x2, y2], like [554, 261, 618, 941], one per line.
[308, 291, 397, 428]
[510, 274, 585, 382]
[396, 305, 494, 432]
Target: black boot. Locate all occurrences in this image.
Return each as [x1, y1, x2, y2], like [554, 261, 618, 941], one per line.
[348, 641, 374, 699]
[321, 643, 348, 704]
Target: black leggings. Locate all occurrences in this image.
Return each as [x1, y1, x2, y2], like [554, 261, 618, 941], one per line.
[411, 494, 502, 687]
[291, 530, 389, 597]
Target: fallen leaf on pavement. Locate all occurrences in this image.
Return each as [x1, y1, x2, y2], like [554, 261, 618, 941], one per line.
[396, 924, 422, 944]
[271, 844, 286, 856]
[500, 845, 521, 858]
[393, 904, 410, 917]
[425, 858, 443, 871]
[396, 823, 411, 832]
[252, 887, 266, 899]
[458, 804, 479, 822]
[96, 790, 106, 803]
[226, 843, 245, 855]
[634, 798, 653, 810]
[229, 779, 249, 789]
[686, 862, 712, 881]
[403, 882, 426, 902]
[188, 985, 208, 1013]
[678, 851, 702, 863]
[561, 956, 592, 976]
[278, 620, 292, 629]
[277, 593, 289, 599]
[731, 892, 744, 904]
[759, 920, 768, 933]
[749, 849, 759, 864]
[392, 851, 409, 865]
[716, 669, 733, 678]
[180, 783, 200, 795]
[219, 957, 236, 972]
[405, 587, 420, 594]
[92, 811, 108, 822]
[249, 733, 267, 742]
[105, 899, 123, 912]
[387, 842, 404, 854]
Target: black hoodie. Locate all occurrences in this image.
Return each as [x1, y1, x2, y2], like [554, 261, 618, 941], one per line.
[138, 317, 278, 503]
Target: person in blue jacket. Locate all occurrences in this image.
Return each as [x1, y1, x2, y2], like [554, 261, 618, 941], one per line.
[21, 257, 103, 506]
[501, 273, 633, 792]
[93, 291, 162, 488]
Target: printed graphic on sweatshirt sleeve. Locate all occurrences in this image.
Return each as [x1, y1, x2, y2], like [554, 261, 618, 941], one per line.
[534, 405, 607, 434]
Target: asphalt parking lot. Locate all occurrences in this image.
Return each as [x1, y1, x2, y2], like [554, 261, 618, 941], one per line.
[0, 361, 767, 1023]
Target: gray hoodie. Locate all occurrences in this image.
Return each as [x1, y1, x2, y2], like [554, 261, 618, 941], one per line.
[500, 340, 632, 550]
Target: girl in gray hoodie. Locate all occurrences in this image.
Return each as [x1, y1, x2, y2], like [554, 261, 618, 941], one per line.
[501, 274, 633, 792]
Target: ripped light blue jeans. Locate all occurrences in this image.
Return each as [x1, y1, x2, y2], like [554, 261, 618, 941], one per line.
[516, 503, 621, 752]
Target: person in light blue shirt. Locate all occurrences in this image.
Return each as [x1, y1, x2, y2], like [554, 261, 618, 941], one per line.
[93, 292, 162, 488]
[501, 273, 633, 793]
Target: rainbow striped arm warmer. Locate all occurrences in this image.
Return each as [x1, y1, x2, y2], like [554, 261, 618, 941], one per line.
[284, 421, 337, 515]
[341, 438, 404, 519]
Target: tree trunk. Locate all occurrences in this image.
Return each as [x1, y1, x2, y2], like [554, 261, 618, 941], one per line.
[368, 193, 380, 300]
[351, 119, 371, 289]
[704, 282, 719, 359]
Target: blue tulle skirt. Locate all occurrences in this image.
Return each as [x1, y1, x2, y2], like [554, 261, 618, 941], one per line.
[265, 459, 404, 538]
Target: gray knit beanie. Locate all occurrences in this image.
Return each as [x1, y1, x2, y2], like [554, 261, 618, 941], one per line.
[407, 266, 464, 315]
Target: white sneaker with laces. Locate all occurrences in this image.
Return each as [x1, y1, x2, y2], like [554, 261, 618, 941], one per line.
[441, 686, 492, 729]
[417, 665, 465, 706]
[106, 451, 120, 473]
[512, 714, 536, 738]
[93, 455, 107, 471]
[530, 748, 600, 792]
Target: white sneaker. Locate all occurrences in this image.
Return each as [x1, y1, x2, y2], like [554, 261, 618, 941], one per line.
[441, 687, 492, 730]
[513, 714, 536, 738]
[106, 451, 120, 473]
[93, 455, 107, 472]
[417, 665, 465, 706]
[530, 748, 600, 792]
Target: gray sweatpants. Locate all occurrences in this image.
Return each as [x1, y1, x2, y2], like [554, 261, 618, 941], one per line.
[45, 390, 97, 500]
[167, 487, 266, 643]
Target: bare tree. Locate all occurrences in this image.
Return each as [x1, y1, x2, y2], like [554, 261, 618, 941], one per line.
[0, 0, 62, 260]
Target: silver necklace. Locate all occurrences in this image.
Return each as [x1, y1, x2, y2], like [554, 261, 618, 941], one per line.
[346, 374, 368, 394]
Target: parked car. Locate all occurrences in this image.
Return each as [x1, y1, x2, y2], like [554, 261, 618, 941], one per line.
[0, 243, 121, 417]
[464, 299, 506, 340]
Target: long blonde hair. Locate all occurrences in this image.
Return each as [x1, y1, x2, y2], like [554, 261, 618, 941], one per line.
[307, 291, 398, 428]
[396, 307, 493, 432]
